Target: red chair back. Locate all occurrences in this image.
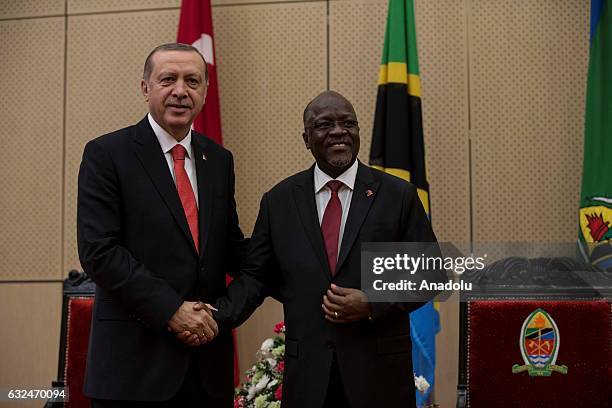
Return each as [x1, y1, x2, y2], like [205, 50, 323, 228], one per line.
[64, 297, 94, 408]
[465, 300, 611, 407]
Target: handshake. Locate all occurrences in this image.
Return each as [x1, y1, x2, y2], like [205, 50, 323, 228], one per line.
[165, 284, 371, 347]
[167, 301, 219, 347]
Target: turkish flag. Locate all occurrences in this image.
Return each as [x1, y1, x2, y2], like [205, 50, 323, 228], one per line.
[177, 0, 223, 145]
[178, 0, 240, 386]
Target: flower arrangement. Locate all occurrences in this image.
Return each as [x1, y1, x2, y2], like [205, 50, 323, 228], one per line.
[234, 321, 432, 408]
[234, 322, 286, 408]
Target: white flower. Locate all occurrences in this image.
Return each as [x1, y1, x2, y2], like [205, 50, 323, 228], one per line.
[267, 379, 278, 389]
[247, 386, 257, 400]
[266, 358, 277, 368]
[247, 375, 269, 401]
[261, 338, 275, 352]
[414, 374, 430, 394]
[255, 374, 270, 391]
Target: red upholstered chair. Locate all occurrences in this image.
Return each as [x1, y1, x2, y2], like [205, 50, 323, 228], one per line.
[45, 271, 95, 408]
[456, 257, 612, 408]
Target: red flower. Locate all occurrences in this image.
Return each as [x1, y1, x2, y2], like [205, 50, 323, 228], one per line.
[275, 384, 283, 400]
[273, 321, 285, 334]
[233, 396, 245, 408]
[276, 361, 285, 372]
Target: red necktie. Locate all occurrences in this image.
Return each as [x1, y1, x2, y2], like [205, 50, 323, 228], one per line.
[321, 180, 343, 276]
[171, 145, 199, 253]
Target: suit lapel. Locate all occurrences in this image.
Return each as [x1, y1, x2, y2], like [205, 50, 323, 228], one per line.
[131, 117, 197, 253]
[336, 163, 379, 274]
[192, 134, 213, 258]
[292, 167, 332, 282]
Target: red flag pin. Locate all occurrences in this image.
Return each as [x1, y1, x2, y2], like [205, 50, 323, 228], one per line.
[366, 189, 374, 197]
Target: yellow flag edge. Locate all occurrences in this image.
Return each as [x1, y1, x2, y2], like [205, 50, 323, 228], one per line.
[378, 62, 421, 98]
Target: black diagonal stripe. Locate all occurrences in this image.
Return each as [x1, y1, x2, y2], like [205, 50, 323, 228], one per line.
[525, 328, 554, 340]
[370, 82, 429, 193]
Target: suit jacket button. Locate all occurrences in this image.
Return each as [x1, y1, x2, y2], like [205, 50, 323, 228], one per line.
[326, 340, 334, 349]
[200, 265, 205, 272]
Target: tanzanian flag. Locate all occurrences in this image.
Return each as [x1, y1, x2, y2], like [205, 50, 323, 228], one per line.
[370, 0, 429, 213]
[369, 0, 438, 405]
[579, 0, 612, 270]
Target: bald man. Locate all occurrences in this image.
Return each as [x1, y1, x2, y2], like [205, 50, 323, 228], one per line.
[213, 91, 440, 408]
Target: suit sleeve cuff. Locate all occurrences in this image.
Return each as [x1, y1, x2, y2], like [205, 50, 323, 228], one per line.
[151, 294, 183, 332]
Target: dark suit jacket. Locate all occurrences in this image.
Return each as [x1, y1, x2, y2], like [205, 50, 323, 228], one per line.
[215, 161, 442, 408]
[77, 116, 246, 402]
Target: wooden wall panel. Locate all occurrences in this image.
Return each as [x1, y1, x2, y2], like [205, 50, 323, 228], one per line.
[470, 0, 589, 242]
[0, 283, 62, 408]
[0, 18, 64, 281]
[0, 0, 63, 20]
[66, 0, 322, 14]
[68, 0, 179, 14]
[214, 0, 324, 5]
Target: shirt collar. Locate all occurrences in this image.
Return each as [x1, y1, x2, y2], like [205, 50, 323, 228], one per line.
[314, 159, 359, 194]
[147, 113, 192, 157]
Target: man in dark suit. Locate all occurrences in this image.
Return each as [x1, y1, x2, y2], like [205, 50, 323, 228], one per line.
[77, 43, 246, 407]
[214, 91, 443, 408]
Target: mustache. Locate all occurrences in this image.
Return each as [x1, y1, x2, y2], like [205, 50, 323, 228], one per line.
[165, 101, 192, 108]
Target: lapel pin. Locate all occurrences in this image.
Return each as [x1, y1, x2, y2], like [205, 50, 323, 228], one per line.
[366, 189, 374, 197]
[202, 153, 207, 161]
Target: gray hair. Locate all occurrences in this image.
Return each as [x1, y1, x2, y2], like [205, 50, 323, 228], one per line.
[143, 43, 209, 82]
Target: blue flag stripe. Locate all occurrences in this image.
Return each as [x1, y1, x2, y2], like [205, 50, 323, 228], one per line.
[591, 0, 605, 43]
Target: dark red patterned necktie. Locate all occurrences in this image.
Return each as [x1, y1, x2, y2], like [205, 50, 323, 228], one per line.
[321, 180, 343, 276]
[171, 145, 199, 253]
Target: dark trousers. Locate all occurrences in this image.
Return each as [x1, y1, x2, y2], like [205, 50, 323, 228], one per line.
[91, 359, 225, 408]
[322, 355, 351, 408]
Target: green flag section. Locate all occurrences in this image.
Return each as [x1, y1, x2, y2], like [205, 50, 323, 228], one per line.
[370, 0, 429, 215]
[579, 0, 612, 269]
[369, 1, 437, 406]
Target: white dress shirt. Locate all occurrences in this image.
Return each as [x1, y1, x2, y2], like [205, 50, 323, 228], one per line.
[314, 160, 358, 257]
[148, 113, 199, 207]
